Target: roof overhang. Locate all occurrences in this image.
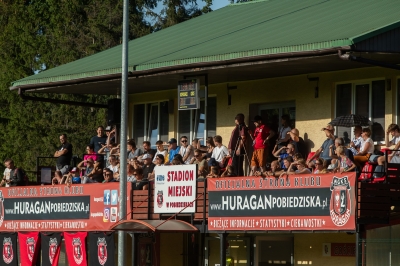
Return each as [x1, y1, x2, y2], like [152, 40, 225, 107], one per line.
[10, 50, 400, 95]
[110, 219, 198, 232]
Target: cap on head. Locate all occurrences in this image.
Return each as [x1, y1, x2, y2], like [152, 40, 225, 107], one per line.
[168, 138, 177, 144]
[142, 154, 153, 160]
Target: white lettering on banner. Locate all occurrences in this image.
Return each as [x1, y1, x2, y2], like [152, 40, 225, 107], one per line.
[154, 165, 197, 213]
[209, 218, 326, 230]
[219, 195, 327, 211]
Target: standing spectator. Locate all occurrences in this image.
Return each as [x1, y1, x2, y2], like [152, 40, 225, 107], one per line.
[54, 134, 73, 175]
[228, 113, 248, 176]
[0, 161, 11, 187]
[128, 139, 143, 160]
[190, 149, 209, 178]
[3, 159, 24, 186]
[153, 140, 167, 164]
[90, 126, 107, 153]
[276, 115, 291, 148]
[307, 124, 335, 164]
[167, 138, 180, 164]
[142, 154, 155, 180]
[179, 136, 194, 164]
[249, 115, 271, 175]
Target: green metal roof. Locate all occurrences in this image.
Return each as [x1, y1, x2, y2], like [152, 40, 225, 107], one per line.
[11, 0, 400, 88]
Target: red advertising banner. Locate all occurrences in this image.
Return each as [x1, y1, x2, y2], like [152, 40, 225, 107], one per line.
[207, 173, 356, 231]
[0, 183, 131, 232]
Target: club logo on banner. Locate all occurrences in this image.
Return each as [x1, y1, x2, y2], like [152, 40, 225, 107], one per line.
[73, 238, 84, 265]
[154, 165, 197, 213]
[2, 237, 13, 264]
[26, 237, 36, 262]
[0, 191, 4, 227]
[97, 238, 107, 265]
[49, 238, 58, 264]
[330, 176, 351, 226]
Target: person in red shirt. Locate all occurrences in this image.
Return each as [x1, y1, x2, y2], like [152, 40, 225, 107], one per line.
[249, 115, 271, 175]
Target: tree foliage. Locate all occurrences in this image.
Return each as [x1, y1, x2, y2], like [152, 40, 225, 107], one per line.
[0, 0, 212, 177]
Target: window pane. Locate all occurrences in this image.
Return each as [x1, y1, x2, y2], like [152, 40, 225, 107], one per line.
[371, 80, 385, 141]
[133, 104, 145, 145]
[147, 104, 159, 146]
[207, 97, 217, 138]
[194, 101, 206, 140]
[179, 110, 191, 140]
[336, 84, 352, 144]
[355, 84, 370, 117]
[159, 101, 169, 143]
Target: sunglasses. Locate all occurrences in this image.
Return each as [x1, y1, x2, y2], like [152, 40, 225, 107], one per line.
[194, 154, 200, 157]
[181, 140, 187, 143]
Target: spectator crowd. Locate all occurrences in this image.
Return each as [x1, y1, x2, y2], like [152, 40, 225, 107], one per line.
[4, 114, 400, 189]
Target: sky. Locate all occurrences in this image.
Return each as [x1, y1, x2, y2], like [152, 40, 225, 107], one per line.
[212, 0, 230, 10]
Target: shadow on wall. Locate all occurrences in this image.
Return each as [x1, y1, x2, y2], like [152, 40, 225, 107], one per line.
[304, 133, 314, 154]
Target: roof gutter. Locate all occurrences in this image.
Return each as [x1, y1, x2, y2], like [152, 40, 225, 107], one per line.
[338, 50, 400, 71]
[18, 88, 108, 108]
[11, 46, 351, 92]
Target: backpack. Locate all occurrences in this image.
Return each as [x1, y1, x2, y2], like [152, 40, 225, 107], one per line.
[12, 168, 29, 186]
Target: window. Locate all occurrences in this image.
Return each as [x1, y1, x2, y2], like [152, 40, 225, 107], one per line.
[133, 101, 169, 147]
[335, 80, 385, 143]
[178, 97, 216, 143]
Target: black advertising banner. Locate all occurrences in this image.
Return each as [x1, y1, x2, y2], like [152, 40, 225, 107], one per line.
[89, 232, 115, 266]
[64, 232, 87, 266]
[0, 233, 18, 266]
[18, 232, 40, 266]
[0, 183, 131, 231]
[41, 233, 63, 266]
[207, 173, 356, 231]
[3, 196, 90, 220]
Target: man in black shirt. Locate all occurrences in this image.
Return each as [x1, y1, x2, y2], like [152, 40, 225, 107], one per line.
[142, 154, 155, 180]
[90, 126, 107, 153]
[54, 134, 73, 174]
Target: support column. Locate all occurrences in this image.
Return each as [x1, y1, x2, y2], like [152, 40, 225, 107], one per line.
[219, 233, 227, 266]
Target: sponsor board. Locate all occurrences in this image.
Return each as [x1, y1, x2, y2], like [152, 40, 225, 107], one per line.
[0, 183, 131, 231]
[154, 165, 197, 213]
[207, 173, 356, 231]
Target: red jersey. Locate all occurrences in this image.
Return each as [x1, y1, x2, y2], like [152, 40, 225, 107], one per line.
[253, 124, 270, 150]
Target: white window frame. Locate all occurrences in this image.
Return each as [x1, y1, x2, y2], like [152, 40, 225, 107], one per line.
[177, 96, 216, 142]
[335, 78, 386, 144]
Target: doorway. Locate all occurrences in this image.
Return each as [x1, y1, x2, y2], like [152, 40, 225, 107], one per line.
[205, 236, 251, 266]
[255, 236, 294, 266]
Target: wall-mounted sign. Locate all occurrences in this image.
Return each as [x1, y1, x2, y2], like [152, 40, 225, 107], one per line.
[0, 183, 131, 231]
[207, 173, 356, 231]
[178, 79, 200, 110]
[154, 165, 197, 213]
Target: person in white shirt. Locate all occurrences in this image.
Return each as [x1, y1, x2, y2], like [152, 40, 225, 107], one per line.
[349, 126, 363, 155]
[208, 135, 229, 168]
[354, 128, 374, 169]
[153, 140, 167, 164]
[178, 136, 194, 164]
[377, 124, 400, 165]
[1, 166, 11, 187]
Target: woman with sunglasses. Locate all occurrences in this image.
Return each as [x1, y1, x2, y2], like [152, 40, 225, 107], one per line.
[149, 154, 165, 180]
[314, 158, 327, 174]
[178, 136, 194, 164]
